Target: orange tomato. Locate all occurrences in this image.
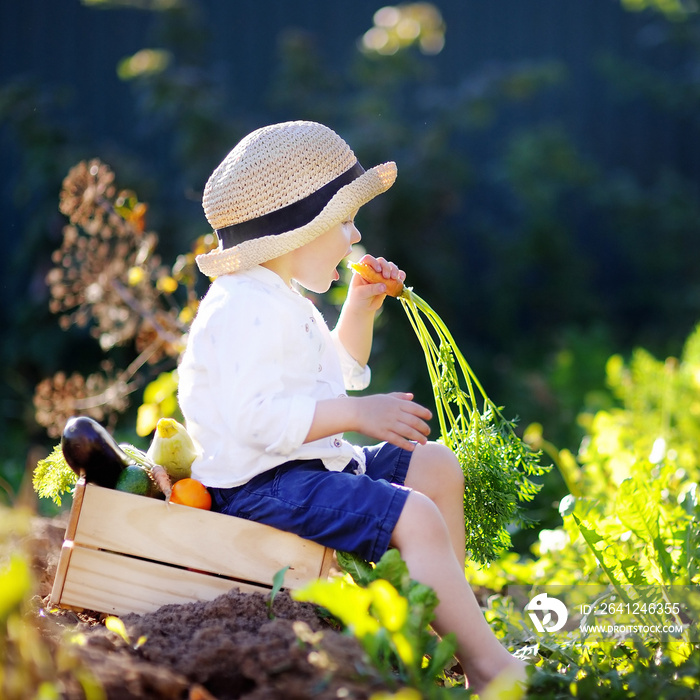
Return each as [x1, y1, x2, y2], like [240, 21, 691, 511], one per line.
[169, 478, 212, 510]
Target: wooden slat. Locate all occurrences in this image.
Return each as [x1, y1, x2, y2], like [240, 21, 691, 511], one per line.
[49, 540, 75, 608]
[73, 484, 327, 588]
[49, 477, 88, 608]
[58, 546, 269, 616]
[319, 546, 336, 579]
[64, 476, 87, 541]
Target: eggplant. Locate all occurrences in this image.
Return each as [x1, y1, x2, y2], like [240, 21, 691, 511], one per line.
[61, 416, 131, 488]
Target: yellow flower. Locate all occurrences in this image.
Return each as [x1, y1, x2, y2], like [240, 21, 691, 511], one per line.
[157, 275, 178, 294]
[127, 266, 146, 286]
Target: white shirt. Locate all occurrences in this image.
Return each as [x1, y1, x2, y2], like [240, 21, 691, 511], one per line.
[178, 265, 371, 488]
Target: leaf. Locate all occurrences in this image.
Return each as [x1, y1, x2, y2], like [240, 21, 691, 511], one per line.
[615, 477, 675, 583]
[558, 449, 582, 497]
[32, 444, 77, 506]
[0, 554, 32, 621]
[389, 631, 415, 666]
[423, 632, 458, 679]
[267, 565, 290, 618]
[559, 494, 576, 517]
[368, 579, 408, 632]
[617, 558, 647, 586]
[678, 483, 699, 516]
[136, 403, 160, 437]
[270, 565, 289, 597]
[479, 663, 527, 700]
[572, 513, 633, 604]
[293, 579, 379, 637]
[406, 583, 440, 630]
[615, 478, 659, 543]
[666, 640, 694, 666]
[104, 616, 130, 644]
[373, 549, 411, 592]
[336, 550, 376, 586]
[681, 521, 700, 583]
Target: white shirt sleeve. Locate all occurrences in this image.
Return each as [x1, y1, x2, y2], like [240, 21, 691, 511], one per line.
[329, 327, 371, 391]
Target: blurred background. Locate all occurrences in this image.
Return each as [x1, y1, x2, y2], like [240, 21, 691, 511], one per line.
[1, 0, 699, 542]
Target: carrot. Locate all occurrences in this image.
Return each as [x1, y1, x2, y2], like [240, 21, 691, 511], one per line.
[345, 258, 547, 564]
[150, 463, 173, 500]
[348, 261, 405, 298]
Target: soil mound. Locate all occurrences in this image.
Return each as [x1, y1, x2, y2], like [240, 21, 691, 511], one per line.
[27, 515, 392, 699]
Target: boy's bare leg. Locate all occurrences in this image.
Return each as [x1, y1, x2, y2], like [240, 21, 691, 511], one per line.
[390, 490, 526, 693]
[403, 442, 466, 563]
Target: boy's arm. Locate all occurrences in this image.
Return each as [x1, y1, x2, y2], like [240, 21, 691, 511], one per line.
[335, 255, 405, 366]
[327, 255, 425, 450]
[305, 393, 432, 452]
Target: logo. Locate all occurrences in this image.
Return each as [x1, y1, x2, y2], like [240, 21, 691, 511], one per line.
[524, 592, 569, 633]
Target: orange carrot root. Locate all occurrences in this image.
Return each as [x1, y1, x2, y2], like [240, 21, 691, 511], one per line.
[348, 261, 405, 298]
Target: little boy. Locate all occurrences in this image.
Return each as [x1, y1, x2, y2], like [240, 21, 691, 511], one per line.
[178, 121, 525, 692]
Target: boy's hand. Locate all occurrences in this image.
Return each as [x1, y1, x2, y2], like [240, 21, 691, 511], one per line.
[354, 392, 432, 451]
[347, 254, 406, 313]
[335, 253, 405, 373]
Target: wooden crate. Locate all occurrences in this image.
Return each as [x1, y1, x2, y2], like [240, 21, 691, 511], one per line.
[50, 477, 334, 616]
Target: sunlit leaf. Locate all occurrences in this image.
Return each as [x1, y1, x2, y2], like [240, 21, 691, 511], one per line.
[615, 478, 660, 543]
[136, 403, 160, 437]
[369, 579, 408, 632]
[293, 579, 379, 637]
[33, 444, 77, 506]
[373, 548, 410, 591]
[0, 553, 32, 620]
[127, 266, 146, 286]
[156, 275, 178, 294]
[336, 550, 376, 586]
[35, 682, 61, 700]
[143, 371, 179, 406]
[559, 494, 576, 517]
[267, 565, 290, 618]
[117, 49, 171, 80]
[390, 631, 415, 666]
[104, 616, 130, 644]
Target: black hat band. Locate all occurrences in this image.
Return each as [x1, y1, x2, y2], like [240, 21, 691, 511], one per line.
[216, 160, 366, 250]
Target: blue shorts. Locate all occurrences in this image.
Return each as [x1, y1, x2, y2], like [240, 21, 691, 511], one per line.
[208, 442, 413, 563]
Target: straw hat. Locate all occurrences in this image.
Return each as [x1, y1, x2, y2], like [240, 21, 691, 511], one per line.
[196, 121, 397, 276]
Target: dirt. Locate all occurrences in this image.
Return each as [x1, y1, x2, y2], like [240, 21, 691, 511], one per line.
[24, 516, 396, 700]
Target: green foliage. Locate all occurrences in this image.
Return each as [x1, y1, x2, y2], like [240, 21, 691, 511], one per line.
[136, 369, 181, 437]
[267, 565, 290, 619]
[620, 0, 698, 21]
[0, 506, 101, 698]
[464, 324, 700, 696]
[114, 0, 240, 201]
[295, 550, 463, 698]
[3, 3, 700, 695]
[104, 616, 146, 650]
[578, 322, 700, 495]
[31, 445, 77, 507]
[484, 593, 700, 700]
[399, 289, 549, 564]
[5, 0, 698, 499]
